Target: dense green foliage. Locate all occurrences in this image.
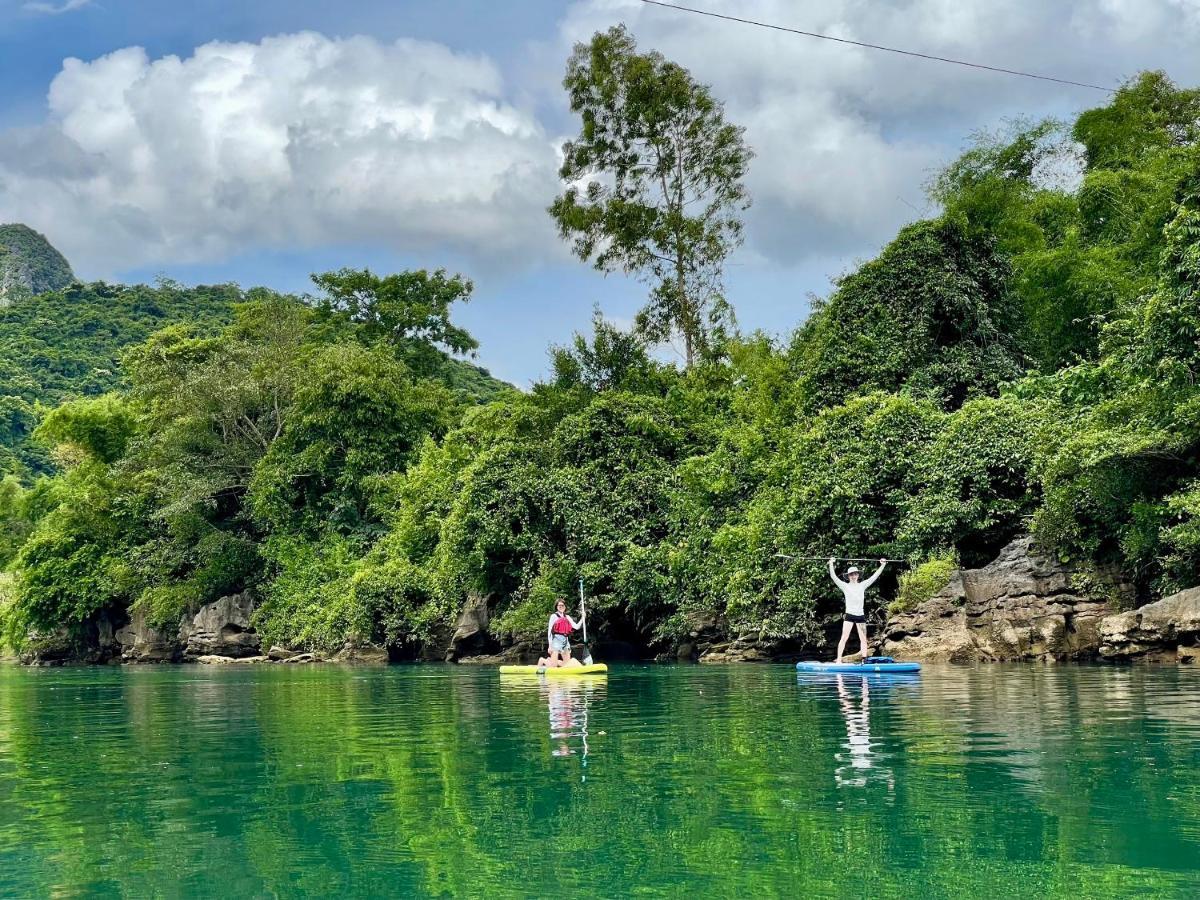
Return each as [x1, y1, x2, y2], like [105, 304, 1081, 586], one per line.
[931, 72, 1200, 371]
[550, 25, 752, 367]
[0, 224, 74, 305]
[891, 552, 958, 614]
[1, 270, 509, 648]
[3, 65, 1199, 659]
[0, 280, 241, 475]
[0, 272, 508, 480]
[793, 218, 1025, 411]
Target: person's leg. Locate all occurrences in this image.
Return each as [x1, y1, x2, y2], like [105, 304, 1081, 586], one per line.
[835, 621, 853, 663]
[856, 622, 869, 659]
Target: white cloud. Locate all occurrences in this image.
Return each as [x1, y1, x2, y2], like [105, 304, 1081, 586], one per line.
[2, 2, 1198, 284]
[557, 0, 1200, 264]
[0, 32, 562, 275]
[23, 0, 91, 16]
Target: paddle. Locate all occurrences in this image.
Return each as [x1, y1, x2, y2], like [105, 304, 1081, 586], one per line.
[579, 578, 594, 665]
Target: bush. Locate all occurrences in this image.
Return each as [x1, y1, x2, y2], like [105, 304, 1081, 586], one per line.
[890, 553, 958, 614]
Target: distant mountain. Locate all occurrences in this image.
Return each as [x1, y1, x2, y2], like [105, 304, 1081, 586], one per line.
[0, 224, 74, 306]
[0, 226, 510, 476]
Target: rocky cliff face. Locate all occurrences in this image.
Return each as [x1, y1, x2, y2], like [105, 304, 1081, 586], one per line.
[883, 537, 1134, 662]
[1099, 588, 1200, 663]
[177, 592, 261, 659]
[22, 592, 388, 665]
[114, 609, 180, 663]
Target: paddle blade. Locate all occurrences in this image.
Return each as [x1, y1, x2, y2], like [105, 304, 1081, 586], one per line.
[582, 645, 594, 665]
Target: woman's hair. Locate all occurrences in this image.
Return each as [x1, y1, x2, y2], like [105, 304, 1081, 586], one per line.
[554, 598, 566, 608]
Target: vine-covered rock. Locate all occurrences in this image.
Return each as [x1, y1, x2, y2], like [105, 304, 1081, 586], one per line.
[0, 223, 73, 306]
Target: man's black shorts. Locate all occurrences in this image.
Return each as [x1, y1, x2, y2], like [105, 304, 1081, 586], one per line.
[844, 613, 865, 623]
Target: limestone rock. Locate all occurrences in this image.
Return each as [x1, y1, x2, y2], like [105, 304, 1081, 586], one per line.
[19, 627, 77, 666]
[698, 646, 772, 664]
[446, 592, 493, 660]
[332, 638, 388, 664]
[116, 609, 182, 663]
[697, 629, 779, 663]
[884, 536, 1132, 662]
[19, 608, 126, 665]
[680, 612, 730, 662]
[195, 654, 269, 665]
[1099, 588, 1200, 662]
[282, 653, 319, 664]
[180, 592, 261, 659]
[0, 223, 74, 305]
[458, 646, 527, 665]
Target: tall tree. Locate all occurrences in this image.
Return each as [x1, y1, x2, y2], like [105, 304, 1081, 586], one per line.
[549, 25, 752, 368]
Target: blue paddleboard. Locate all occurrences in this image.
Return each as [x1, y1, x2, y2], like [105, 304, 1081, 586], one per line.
[796, 658, 921, 674]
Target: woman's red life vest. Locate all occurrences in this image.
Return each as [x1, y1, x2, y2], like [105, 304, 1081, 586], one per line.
[551, 613, 573, 635]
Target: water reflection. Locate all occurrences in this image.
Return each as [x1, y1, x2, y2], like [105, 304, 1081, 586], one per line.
[1, 665, 1198, 897]
[833, 675, 895, 794]
[498, 675, 606, 777]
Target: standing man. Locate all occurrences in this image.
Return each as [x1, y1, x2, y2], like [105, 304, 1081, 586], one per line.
[828, 558, 888, 663]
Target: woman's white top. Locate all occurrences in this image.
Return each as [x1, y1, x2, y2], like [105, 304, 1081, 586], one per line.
[828, 561, 885, 616]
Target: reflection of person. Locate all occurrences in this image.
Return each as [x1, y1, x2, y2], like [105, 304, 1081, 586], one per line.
[545, 598, 585, 667]
[547, 682, 578, 757]
[544, 681, 594, 768]
[833, 675, 894, 793]
[835, 675, 872, 785]
[829, 558, 887, 663]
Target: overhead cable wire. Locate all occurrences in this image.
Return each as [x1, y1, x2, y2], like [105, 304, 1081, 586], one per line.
[637, 0, 1115, 93]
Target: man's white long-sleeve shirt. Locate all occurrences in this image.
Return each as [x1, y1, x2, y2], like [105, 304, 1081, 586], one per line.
[828, 561, 885, 616]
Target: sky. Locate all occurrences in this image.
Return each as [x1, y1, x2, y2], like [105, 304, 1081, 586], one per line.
[1, 1, 1199, 386]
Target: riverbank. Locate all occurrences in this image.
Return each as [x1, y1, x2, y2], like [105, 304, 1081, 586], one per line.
[11, 536, 1200, 668]
[883, 537, 1200, 665]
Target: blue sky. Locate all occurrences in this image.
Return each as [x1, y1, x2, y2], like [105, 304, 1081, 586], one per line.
[2, 0, 1198, 385]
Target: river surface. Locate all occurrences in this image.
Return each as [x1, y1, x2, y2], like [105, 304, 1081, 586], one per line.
[0, 663, 1198, 898]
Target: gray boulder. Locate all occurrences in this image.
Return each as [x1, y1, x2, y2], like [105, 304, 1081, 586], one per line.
[1099, 588, 1200, 662]
[116, 609, 182, 663]
[19, 627, 77, 666]
[446, 592, 492, 660]
[179, 592, 261, 659]
[332, 638, 389, 664]
[884, 537, 1132, 662]
[195, 654, 269, 665]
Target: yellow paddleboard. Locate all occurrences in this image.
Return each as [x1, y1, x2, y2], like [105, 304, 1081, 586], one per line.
[498, 663, 608, 676]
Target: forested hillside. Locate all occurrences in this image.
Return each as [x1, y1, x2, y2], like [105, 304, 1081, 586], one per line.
[0, 273, 509, 478]
[2, 61, 1198, 662]
[0, 281, 242, 475]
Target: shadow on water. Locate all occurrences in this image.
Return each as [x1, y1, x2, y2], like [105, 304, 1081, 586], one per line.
[0, 663, 1197, 897]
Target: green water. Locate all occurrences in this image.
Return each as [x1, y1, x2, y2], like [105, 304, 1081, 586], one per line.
[0, 664, 1198, 898]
